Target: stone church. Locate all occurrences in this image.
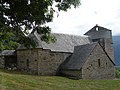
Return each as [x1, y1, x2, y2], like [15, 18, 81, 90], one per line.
[0, 25, 115, 79]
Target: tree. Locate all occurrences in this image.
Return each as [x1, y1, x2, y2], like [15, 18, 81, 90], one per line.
[0, 0, 81, 49]
[0, 32, 19, 51]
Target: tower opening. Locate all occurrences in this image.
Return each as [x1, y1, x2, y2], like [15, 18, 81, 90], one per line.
[96, 27, 99, 31]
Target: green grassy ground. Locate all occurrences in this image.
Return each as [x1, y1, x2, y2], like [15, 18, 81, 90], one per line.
[0, 69, 120, 90]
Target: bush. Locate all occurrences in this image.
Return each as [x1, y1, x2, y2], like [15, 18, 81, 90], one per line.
[115, 67, 120, 78]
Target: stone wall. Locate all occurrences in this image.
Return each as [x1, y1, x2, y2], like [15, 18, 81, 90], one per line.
[17, 49, 38, 74]
[17, 48, 71, 75]
[82, 44, 115, 79]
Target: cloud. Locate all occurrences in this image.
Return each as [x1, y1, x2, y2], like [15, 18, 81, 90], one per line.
[48, 0, 120, 36]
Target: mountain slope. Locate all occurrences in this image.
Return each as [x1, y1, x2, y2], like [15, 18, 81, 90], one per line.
[113, 36, 120, 66]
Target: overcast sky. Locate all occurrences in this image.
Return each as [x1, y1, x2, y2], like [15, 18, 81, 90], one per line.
[48, 0, 120, 36]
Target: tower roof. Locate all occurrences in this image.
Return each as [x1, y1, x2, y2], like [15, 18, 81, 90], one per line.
[84, 25, 111, 35]
[84, 25, 112, 39]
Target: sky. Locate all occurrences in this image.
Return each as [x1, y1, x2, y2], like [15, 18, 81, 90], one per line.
[47, 0, 120, 36]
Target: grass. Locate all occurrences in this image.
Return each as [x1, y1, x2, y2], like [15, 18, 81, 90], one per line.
[0, 69, 120, 90]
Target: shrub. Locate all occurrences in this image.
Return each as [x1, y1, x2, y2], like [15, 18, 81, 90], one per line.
[115, 66, 120, 78]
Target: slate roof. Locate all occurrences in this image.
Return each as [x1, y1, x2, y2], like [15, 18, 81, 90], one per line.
[61, 42, 98, 70]
[18, 31, 91, 53]
[84, 25, 111, 35]
[84, 25, 112, 39]
[0, 50, 16, 56]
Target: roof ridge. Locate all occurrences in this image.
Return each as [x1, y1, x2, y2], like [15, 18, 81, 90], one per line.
[52, 33, 89, 37]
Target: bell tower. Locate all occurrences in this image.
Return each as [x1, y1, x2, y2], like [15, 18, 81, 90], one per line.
[84, 25, 114, 61]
